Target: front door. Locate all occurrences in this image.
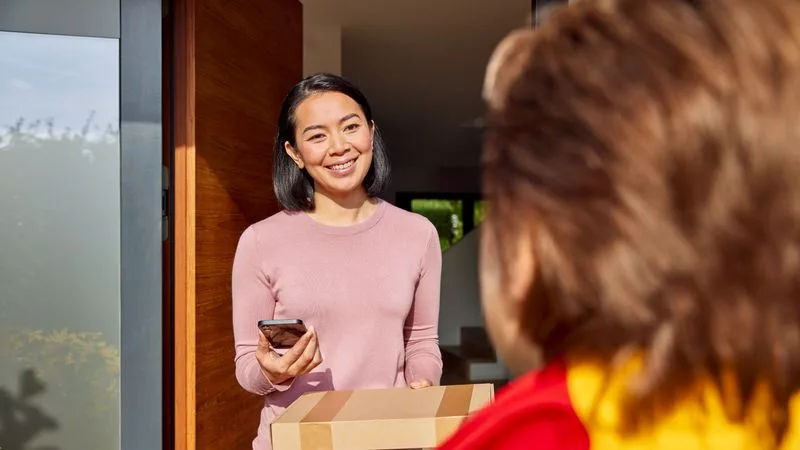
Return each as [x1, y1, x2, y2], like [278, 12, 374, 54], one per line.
[168, 0, 302, 448]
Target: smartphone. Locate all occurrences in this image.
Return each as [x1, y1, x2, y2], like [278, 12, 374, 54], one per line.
[257, 319, 307, 349]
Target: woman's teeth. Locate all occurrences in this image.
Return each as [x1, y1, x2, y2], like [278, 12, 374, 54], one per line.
[329, 160, 355, 171]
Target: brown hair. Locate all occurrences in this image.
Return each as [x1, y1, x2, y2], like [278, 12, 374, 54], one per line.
[484, 0, 800, 441]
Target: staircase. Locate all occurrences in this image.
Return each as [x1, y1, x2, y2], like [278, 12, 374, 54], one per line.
[440, 326, 509, 391]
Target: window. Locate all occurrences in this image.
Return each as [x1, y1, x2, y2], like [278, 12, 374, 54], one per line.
[410, 199, 464, 251]
[397, 193, 485, 252]
[0, 30, 121, 449]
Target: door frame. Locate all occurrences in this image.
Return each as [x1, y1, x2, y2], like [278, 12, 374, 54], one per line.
[120, 0, 166, 448]
[169, 0, 197, 448]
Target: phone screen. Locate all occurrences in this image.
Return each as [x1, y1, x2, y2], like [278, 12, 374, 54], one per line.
[258, 321, 307, 349]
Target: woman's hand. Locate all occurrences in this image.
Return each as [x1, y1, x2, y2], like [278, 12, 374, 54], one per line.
[409, 379, 433, 389]
[256, 326, 322, 386]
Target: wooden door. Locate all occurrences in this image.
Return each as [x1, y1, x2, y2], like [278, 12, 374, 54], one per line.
[171, 0, 302, 448]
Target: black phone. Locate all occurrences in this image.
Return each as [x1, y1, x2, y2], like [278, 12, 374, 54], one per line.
[257, 319, 307, 349]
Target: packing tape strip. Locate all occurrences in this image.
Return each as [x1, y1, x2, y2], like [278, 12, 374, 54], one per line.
[435, 384, 475, 444]
[299, 390, 352, 449]
[436, 384, 475, 417]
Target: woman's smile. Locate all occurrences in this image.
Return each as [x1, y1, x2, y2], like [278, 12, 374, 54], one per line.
[324, 156, 358, 177]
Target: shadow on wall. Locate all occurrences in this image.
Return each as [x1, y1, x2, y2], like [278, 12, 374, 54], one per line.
[0, 369, 60, 450]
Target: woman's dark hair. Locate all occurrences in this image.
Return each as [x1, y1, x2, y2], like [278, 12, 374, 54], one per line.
[272, 73, 391, 211]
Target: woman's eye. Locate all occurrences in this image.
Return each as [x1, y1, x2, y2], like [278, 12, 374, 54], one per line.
[344, 123, 360, 132]
[308, 134, 325, 141]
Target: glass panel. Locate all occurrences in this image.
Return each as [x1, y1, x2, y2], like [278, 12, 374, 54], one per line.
[410, 199, 464, 251]
[0, 31, 120, 449]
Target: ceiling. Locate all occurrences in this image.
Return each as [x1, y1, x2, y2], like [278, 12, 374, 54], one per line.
[301, 0, 531, 171]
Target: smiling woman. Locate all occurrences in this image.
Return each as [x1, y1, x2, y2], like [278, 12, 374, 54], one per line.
[231, 73, 444, 450]
[272, 74, 391, 212]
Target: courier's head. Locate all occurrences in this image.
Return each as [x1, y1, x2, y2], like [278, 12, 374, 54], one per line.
[479, 0, 800, 438]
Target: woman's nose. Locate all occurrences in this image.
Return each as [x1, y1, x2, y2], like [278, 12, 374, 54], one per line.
[330, 133, 350, 154]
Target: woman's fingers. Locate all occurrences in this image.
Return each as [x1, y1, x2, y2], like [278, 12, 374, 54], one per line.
[257, 329, 270, 349]
[286, 328, 319, 375]
[300, 334, 323, 375]
[280, 328, 314, 364]
[256, 327, 317, 385]
[409, 379, 433, 389]
[255, 331, 275, 368]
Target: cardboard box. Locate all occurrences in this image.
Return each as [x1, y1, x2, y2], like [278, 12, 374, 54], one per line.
[272, 383, 494, 450]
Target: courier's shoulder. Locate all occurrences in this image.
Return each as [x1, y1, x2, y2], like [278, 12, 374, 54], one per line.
[437, 361, 590, 450]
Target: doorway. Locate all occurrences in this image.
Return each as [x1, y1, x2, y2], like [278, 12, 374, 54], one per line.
[165, 0, 539, 448]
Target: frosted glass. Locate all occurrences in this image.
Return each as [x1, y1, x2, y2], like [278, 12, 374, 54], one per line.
[0, 30, 121, 449]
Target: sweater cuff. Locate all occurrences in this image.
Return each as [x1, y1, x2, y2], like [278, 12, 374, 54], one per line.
[243, 357, 296, 395]
[406, 354, 443, 386]
[261, 367, 296, 394]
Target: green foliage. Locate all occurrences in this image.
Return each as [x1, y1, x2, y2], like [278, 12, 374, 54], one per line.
[474, 200, 487, 227]
[410, 199, 489, 252]
[0, 327, 120, 448]
[411, 199, 464, 251]
[4, 328, 120, 394]
[0, 113, 119, 149]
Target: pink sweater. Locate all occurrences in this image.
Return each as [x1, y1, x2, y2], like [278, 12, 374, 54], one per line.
[231, 199, 443, 449]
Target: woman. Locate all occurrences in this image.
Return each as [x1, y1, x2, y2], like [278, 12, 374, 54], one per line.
[232, 73, 443, 449]
[440, 0, 800, 449]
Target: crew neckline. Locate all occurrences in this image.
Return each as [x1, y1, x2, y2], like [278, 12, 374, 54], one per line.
[298, 198, 388, 236]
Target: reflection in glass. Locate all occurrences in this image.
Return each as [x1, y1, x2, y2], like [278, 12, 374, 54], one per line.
[0, 31, 120, 449]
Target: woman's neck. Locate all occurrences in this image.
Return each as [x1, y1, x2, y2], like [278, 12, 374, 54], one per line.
[308, 189, 378, 227]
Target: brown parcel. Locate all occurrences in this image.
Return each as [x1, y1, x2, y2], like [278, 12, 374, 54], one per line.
[271, 383, 494, 450]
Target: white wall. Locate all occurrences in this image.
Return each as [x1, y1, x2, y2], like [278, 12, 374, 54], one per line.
[439, 229, 513, 380]
[438, 229, 484, 346]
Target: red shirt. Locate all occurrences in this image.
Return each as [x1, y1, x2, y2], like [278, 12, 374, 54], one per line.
[439, 358, 800, 450]
[438, 360, 590, 450]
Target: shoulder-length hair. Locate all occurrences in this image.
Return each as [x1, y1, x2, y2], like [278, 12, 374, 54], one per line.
[272, 73, 391, 211]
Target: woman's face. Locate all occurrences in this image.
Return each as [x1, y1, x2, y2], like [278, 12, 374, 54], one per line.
[285, 92, 374, 199]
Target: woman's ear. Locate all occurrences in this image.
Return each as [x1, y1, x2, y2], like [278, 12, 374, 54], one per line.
[284, 141, 305, 169]
[369, 120, 376, 150]
[480, 221, 537, 314]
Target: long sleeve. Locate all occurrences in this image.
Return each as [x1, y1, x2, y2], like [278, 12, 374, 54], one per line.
[231, 226, 293, 395]
[404, 224, 444, 385]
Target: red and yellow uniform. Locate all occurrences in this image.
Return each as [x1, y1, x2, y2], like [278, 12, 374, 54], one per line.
[439, 359, 800, 450]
